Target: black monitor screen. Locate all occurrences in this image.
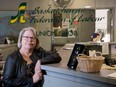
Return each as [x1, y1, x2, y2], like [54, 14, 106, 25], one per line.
[67, 44, 85, 69]
[67, 43, 102, 69]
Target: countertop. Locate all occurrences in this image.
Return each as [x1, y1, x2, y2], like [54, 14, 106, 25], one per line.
[41, 44, 116, 85]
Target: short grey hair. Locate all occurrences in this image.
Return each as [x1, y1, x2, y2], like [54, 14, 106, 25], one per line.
[17, 27, 39, 49]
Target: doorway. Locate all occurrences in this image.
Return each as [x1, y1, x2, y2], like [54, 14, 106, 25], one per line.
[95, 8, 114, 42]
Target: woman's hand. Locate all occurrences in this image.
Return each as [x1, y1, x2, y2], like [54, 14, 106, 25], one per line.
[35, 60, 41, 73]
[33, 72, 42, 83]
[33, 60, 42, 83]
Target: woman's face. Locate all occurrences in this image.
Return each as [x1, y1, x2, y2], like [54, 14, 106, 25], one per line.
[21, 30, 37, 50]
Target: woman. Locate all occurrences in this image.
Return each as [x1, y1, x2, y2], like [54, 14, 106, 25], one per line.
[3, 27, 61, 87]
[92, 33, 101, 42]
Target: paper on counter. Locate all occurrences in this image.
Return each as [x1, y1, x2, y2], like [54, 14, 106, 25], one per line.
[108, 72, 116, 78]
[63, 44, 74, 50]
[89, 50, 96, 57]
[101, 64, 116, 70]
[63, 47, 73, 50]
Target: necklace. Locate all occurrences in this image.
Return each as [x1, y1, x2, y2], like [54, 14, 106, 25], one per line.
[20, 49, 33, 64]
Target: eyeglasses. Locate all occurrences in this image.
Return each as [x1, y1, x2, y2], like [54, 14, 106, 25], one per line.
[22, 36, 36, 41]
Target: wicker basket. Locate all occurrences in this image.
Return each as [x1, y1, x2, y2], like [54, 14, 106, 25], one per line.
[77, 52, 104, 73]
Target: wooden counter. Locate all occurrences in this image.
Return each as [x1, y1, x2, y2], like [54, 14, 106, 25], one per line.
[41, 44, 116, 87]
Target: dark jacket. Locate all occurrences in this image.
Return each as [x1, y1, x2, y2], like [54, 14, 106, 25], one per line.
[3, 47, 61, 87]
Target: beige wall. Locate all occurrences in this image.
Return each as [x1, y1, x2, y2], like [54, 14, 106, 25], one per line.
[29, 0, 96, 50]
[0, 0, 116, 50]
[96, 0, 116, 41]
[0, 0, 52, 50]
[0, 0, 30, 10]
[30, 0, 116, 50]
[29, 0, 52, 50]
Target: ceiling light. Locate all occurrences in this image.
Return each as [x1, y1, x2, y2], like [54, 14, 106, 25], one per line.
[85, 6, 91, 8]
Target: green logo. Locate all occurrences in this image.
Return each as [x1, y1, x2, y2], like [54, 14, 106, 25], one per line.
[10, 2, 27, 24]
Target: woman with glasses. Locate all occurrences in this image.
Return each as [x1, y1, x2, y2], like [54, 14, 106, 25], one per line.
[3, 27, 61, 87]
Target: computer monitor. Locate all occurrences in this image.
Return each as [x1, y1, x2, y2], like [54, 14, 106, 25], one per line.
[67, 43, 102, 69]
[67, 44, 85, 69]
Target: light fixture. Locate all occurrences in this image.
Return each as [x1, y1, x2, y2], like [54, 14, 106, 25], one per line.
[84, 6, 91, 8]
[53, 0, 74, 8]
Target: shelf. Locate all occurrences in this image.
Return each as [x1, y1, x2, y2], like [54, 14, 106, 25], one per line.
[54, 36, 76, 38]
